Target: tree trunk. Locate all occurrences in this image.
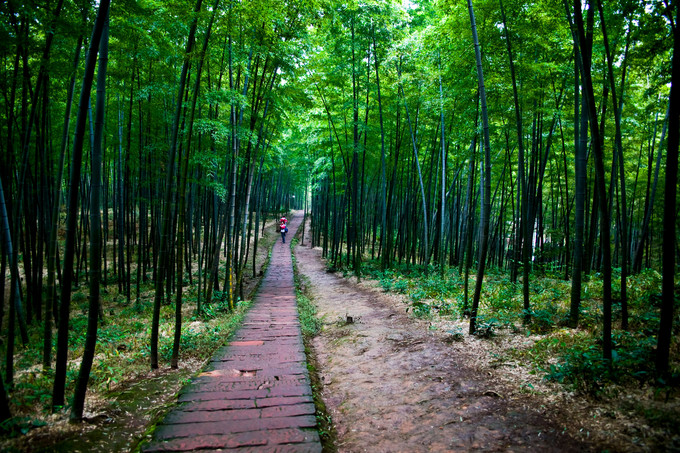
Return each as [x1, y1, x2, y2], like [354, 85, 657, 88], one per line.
[150, 0, 203, 370]
[44, 30, 83, 370]
[371, 26, 388, 272]
[468, 0, 492, 335]
[569, 51, 587, 327]
[397, 63, 429, 267]
[53, 0, 110, 408]
[656, 3, 679, 377]
[597, 0, 630, 329]
[569, 0, 614, 361]
[633, 104, 668, 273]
[438, 54, 447, 275]
[70, 11, 109, 422]
[0, 173, 29, 387]
[499, 0, 526, 287]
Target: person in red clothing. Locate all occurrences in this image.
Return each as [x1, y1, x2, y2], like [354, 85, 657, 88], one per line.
[279, 216, 288, 243]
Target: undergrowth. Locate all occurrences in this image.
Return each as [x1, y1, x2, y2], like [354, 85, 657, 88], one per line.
[1, 213, 281, 448]
[292, 238, 336, 451]
[359, 259, 678, 396]
[2, 279, 252, 430]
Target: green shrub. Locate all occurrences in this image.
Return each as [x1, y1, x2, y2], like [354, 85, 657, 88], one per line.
[297, 291, 322, 337]
[545, 331, 659, 395]
[545, 344, 611, 394]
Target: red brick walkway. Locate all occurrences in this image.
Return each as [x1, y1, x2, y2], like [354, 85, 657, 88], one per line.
[142, 215, 321, 452]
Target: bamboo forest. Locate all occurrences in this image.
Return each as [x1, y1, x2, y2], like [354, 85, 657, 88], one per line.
[0, 0, 678, 451]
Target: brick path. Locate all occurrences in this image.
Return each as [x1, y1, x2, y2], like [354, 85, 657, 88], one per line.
[142, 214, 321, 452]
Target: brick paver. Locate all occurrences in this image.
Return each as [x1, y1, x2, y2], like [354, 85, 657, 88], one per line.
[142, 215, 321, 453]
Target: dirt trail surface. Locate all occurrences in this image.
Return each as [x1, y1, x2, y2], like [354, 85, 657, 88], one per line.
[294, 242, 592, 452]
[142, 214, 321, 452]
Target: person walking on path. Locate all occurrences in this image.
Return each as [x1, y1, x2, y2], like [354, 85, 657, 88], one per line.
[280, 216, 288, 243]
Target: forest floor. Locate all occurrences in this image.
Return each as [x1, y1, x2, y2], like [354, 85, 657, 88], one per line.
[293, 226, 680, 452]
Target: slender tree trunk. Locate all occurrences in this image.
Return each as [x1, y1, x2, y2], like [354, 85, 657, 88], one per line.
[52, 0, 110, 409]
[656, 4, 679, 377]
[633, 104, 668, 273]
[462, 153, 476, 314]
[150, 0, 203, 370]
[438, 54, 447, 275]
[569, 53, 587, 327]
[499, 0, 526, 287]
[348, 16, 359, 276]
[171, 0, 219, 364]
[0, 173, 28, 389]
[397, 63, 429, 267]
[0, 363, 9, 421]
[70, 13, 108, 422]
[44, 31, 82, 369]
[569, 0, 613, 361]
[468, 0, 493, 334]
[117, 102, 125, 296]
[597, 0, 630, 329]
[374, 60, 391, 267]
[172, 149, 190, 369]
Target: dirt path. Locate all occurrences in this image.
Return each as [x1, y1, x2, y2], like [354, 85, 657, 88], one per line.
[294, 241, 592, 452]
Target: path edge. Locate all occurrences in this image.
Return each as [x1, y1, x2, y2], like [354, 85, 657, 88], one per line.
[292, 232, 338, 452]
